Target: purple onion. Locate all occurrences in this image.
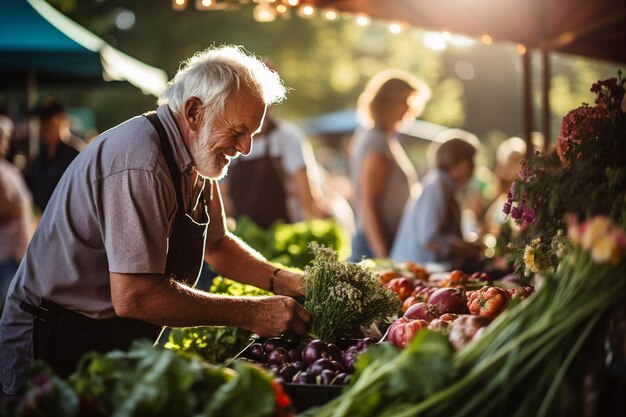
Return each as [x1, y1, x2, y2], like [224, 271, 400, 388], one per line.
[293, 371, 316, 384]
[324, 343, 342, 362]
[267, 347, 289, 366]
[292, 361, 306, 372]
[356, 338, 374, 351]
[334, 372, 350, 385]
[263, 338, 283, 354]
[288, 348, 303, 363]
[277, 363, 298, 382]
[342, 353, 356, 373]
[248, 343, 267, 363]
[302, 339, 327, 365]
[317, 369, 337, 385]
[307, 358, 335, 376]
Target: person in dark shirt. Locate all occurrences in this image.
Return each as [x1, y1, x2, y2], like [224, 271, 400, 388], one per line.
[23, 98, 81, 212]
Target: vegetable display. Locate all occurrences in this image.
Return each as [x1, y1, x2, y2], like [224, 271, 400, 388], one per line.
[307, 216, 626, 417]
[2, 341, 292, 417]
[241, 337, 375, 386]
[301, 331, 456, 417]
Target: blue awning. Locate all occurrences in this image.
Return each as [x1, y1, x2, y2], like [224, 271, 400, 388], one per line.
[0, 0, 168, 96]
[304, 109, 448, 142]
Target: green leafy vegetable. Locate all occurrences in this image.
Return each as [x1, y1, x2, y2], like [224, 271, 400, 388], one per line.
[165, 326, 251, 364]
[233, 216, 349, 269]
[202, 361, 276, 417]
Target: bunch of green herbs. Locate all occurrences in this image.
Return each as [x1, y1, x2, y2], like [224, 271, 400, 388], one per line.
[303, 242, 400, 342]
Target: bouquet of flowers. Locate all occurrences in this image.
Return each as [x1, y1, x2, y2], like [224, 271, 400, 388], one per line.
[504, 71, 626, 274]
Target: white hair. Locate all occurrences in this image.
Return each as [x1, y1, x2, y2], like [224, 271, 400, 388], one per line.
[158, 45, 286, 115]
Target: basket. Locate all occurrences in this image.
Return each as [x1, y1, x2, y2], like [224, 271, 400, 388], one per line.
[233, 336, 351, 412]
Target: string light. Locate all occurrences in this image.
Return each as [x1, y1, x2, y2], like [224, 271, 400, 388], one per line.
[324, 9, 338, 21]
[516, 43, 527, 54]
[168, 0, 497, 54]
[388, 22, 403, 34]
[355, 14, 370, 26]
[172, 0, 187, 11]
[297, 4, 315, 18]
[195, 0, 213, 10]
[253, 3, 276, 21]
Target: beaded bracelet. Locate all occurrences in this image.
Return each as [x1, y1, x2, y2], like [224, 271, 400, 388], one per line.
[269, 268, 281, 293]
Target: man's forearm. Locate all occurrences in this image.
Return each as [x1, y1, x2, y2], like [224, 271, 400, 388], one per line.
[204, 232, 277, 291]
[110, 271, 308, 337]
[111, 271, 256, 329]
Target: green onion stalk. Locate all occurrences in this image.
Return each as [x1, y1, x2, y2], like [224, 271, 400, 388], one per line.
[305, 217, 626, 417]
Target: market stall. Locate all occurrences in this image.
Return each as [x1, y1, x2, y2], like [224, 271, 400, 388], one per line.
[1, 2, 625, 416]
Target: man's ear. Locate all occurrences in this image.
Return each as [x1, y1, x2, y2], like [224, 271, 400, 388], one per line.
[183, 97, 203, 132]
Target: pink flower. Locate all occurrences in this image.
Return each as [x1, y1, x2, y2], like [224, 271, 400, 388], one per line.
[568, 215, 626, 264]
[556, 105, 606, 164]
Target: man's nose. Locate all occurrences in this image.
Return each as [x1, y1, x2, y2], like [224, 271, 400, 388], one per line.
[235, 134, 253, 156]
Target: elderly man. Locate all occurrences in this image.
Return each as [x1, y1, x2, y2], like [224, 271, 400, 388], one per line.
[0, 45, 310, 397]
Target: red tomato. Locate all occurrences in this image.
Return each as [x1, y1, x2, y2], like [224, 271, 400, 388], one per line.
[401, 296, 417, 312]
[387, 317, 428, 349]
[467, 286, 510, 319]
[386, 277, 415, 301]
[379, 270, 401, 284]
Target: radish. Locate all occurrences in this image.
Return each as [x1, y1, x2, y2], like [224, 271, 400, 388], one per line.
[403, 302, 440, 322]
[427, 287, 469, 314]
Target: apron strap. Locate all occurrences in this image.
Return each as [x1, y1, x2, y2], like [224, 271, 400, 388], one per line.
[144, 112, 185, 211]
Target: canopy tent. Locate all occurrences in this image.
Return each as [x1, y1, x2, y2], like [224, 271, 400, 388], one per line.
[305, 109, 448, 142]
[0, 0, 169, 157]
[0, 0, 169, 97]
[308, 0, 625, 63]
[307, 0, 626, 149]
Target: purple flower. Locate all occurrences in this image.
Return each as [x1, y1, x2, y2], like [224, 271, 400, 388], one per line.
[522, 206, 535, 225]
[510, 205, 522, 220]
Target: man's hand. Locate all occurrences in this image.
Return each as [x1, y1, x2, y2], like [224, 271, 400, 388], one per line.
[247, 296, 311, 337]
[272, 269, 305, 298]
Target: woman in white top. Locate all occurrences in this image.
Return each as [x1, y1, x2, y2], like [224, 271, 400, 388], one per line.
[348, 69, 431, 261]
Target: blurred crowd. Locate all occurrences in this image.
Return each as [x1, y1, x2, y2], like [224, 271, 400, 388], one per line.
[0, 69, 545, 314]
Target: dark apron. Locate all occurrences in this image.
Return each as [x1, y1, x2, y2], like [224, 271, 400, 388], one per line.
[227, 124, 289, 229]
[20, 112, 208, 378]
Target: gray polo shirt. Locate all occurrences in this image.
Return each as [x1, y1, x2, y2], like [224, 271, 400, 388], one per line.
[1, 105, 227, 394]
[3, 105, 226, 318]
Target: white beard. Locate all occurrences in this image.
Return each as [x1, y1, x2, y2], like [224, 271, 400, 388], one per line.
[189, 116, 229, 180]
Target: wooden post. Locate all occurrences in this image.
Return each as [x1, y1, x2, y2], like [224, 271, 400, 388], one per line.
[522, 49, 534, 159]
[541, 48, 551, 153]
